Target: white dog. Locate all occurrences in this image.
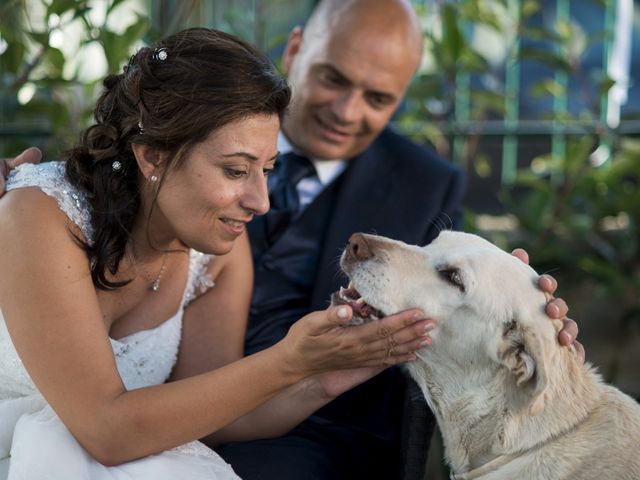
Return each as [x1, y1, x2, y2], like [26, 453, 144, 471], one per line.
[334, 231, 640, 479]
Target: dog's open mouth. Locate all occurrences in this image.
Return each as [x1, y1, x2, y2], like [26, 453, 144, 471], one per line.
[331, 282, 384, 323]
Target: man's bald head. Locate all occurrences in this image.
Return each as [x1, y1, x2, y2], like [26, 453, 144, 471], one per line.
[281, 0, 424, 160]
[304, 0, 423, 64]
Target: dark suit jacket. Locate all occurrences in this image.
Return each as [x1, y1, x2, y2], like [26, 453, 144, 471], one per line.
[246, 125, 466, 461]
[302, 126, 466, 444]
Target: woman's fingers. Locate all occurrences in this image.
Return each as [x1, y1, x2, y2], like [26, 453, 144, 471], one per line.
[289, 307, 436, 372]
[301, 305, 353, 335]
[341, 310, 435, 365]
[356, 309, 427, 340]
[363, 319, 435, 355]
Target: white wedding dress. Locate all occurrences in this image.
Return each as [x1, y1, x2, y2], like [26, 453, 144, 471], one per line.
[0, 162, 241, 479]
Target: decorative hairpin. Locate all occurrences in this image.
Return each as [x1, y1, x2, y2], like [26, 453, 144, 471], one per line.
[112, 160, 123, 172]
[138, 120, 145, 134]
[153, 47, 168, 62]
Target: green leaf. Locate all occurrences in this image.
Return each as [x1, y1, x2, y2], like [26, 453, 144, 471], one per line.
[26, 31, 50, 46]
[530, 78, 567, 98]
[99, 17, 149, 73]
[119, 17, 149, 51]
[473, 153, 493, 178]
[459, 49, 490, 72]
[522, 26, 561, 42]
[441, 4, 463, 68]
[0, 40, 26, 74]
[597, 76, 616, 96]
[99, 30, 119, 73]
[107, 0, 129, 15]
[47, 0, 84, 16]
[471, 90, 506, 115]
[555, 19, 573, 42]
[43, 47, 65, 76]
[519, 46, 572, 71]
[71, 6, 92, 21]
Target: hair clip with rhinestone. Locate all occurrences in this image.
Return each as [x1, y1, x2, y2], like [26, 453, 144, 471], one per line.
[153, 47, 168, 62]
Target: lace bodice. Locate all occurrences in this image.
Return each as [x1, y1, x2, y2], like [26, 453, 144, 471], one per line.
[0, 161, 215, 396]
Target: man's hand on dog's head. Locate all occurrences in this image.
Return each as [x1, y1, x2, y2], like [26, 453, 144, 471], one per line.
[0, 147, 42, 198]
[511, 248, 585, 364]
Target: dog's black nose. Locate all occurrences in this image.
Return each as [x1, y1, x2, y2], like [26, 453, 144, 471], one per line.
[346, 233, 374, 261]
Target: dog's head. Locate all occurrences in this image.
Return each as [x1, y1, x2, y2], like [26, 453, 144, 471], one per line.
[335, 231, 562, 415]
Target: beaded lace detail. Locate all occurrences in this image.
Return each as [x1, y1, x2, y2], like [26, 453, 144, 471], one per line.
[109, 249, 213, 391]
[6, 162, 94, 243]
[184, 251, 215, 306]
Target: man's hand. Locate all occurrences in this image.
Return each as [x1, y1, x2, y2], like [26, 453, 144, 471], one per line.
[512, 248, 585, 363]
[0, 147, 42, 198]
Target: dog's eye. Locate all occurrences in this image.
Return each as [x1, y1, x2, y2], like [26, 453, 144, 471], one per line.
[437, 267, 465, 292]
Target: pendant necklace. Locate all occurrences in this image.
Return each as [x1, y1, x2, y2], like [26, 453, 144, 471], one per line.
[131, 243, 168, 292]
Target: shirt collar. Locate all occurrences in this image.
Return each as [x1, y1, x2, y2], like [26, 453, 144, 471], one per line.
[278, 131, 347, 186]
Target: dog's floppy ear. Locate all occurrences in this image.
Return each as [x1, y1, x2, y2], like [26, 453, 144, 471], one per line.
[499, 320, 549, 416]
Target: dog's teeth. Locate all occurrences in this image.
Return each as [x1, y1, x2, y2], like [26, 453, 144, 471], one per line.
[348, 281, 353, 289]
[355, 297, 365, 304]
[371, 314, 379, 320]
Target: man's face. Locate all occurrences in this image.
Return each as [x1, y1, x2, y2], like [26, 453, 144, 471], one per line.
[282, 21, 419, 160]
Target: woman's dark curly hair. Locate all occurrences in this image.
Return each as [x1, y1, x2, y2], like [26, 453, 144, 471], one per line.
[65, 28, 291, 290]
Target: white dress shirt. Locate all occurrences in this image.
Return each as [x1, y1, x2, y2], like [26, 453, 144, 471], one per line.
[277, 132, 347, 210]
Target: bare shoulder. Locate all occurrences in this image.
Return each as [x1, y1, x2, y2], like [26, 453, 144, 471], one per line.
[0, 187, 89, 286]
[0, 186, 83, 238]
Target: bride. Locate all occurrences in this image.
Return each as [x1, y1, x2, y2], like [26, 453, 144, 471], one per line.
[0, 28, 433, 479]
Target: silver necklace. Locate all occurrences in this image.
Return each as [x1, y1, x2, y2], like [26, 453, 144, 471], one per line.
[131, 244, 168, 292]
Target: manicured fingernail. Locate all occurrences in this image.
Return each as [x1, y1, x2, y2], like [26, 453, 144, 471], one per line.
[337, 307, 349, 319]
[419, 337, 432, 347]
[560, 331, 571, 345]
[407, 354, 417, 362]
[413, 311, 426, 320]
[424, 323, 436, 333]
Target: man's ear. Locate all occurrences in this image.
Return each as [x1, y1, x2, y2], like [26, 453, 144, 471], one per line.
[282, 26, 303, 75]
[131, 143, 165, 181]
[499, 320, 549, 416]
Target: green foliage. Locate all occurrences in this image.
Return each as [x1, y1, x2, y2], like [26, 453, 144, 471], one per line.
[0, 0, 149, 155]
[402, 0, 640, 353]
[502, 136, 640, 329]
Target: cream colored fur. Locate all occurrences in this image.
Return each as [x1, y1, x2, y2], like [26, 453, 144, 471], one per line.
[340, 231, 640, 479]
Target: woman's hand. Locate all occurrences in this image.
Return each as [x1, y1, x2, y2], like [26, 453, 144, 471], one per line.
[279, 305, 435, 378]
